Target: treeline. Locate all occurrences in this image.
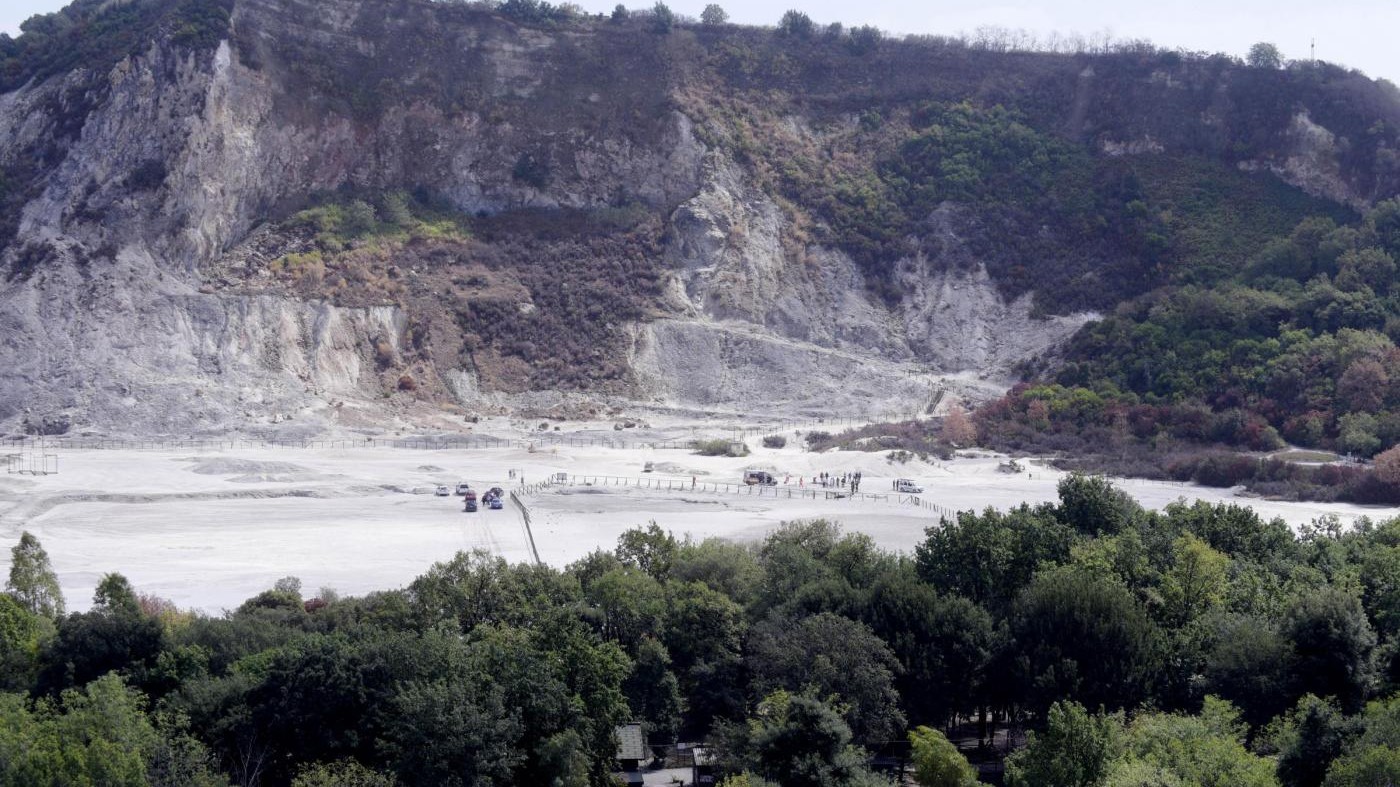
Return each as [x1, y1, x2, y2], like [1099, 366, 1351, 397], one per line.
[0, 0, 230, 92]
[6, 477, 1400, 785]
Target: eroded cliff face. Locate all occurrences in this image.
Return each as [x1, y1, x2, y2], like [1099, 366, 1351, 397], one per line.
[0, 0, 1392, 435]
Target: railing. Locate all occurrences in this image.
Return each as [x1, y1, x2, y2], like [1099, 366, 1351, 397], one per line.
[508, 490, 543, 565]
[0, 435, 702, 452]
[543, 473, 961, 521]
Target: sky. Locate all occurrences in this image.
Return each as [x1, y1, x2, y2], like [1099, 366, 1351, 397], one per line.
[3, 0, 1397, 84]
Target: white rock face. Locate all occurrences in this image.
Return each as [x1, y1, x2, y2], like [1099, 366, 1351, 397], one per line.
[641, 155, 1095, 415]
[0, 0, 1093, 435]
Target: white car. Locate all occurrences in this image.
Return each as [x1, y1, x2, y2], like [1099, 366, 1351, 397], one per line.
[435, 485, 450, 496]
[893, 478, 924, 494]
[455, 483, 471, 496]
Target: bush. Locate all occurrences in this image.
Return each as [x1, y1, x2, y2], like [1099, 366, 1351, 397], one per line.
[695, 439, 748, 457]
[761, 435, 787, 449]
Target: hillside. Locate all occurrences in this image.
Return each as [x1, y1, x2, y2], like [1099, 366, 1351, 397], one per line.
[1, 0, 1398, 436]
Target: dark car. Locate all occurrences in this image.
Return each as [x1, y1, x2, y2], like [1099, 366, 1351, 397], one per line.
[463, 490, 479, 512]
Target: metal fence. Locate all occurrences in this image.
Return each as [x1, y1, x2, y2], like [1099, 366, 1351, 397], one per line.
[0, 435, 702, 453]
[0, 409, 942, 455]
[536, 473, 962, 521]
[507, 490, 543, 565]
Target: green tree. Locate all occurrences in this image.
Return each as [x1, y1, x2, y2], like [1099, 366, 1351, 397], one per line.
[0, 674, 159, 786]
[292, 759, 396, 787]
[1203, 614, 1296, 730]
[663, 580, 747, 732]
[1013, 567, 1161, 714]
[1324, 746, 1400, 787]
[94, 572, 142, 618]
[535, 730, 590, 787]
[610, 4, 627, 22]
[651, 1, 673, 32]
[1160, 534, 1230, 625]
[616, 523, 678, 582]
[747, 612, 905, 743]
[1005, 701, 1123, 787]
[623, 637, 682, 742]
[739, 692, 883, 787]
[1247, 42, 1283, 69]
[863, 569, 993, 729]
[1339, 413, 1383, 458]
[382, 674, 520, 786]
[585, 566, 665, 648]
[915, 504, 1074, 611]
[1057, 474, 1141, 537]
[1285, 588, 1377, 712]
[909, 725, 977, 787]
[1105, 697, 1276, 787]
[847, 25, 882, 55]
[1276, 695, 1356, 787]
[777, 10, 814, 38]
[700, 3, 727, 25]
[36, 578, 166, 696]
[7, 531, 64, 618]
[0, 593, 45, 691]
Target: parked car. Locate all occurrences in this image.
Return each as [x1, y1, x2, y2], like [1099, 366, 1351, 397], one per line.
[455, 483, 471, 496]
[463, 490, 479, 512]
[744, 470, 777, 486]
[892, 478, 924, 494]
[488, 496, 504, 510]
[435, 485, 450, 496]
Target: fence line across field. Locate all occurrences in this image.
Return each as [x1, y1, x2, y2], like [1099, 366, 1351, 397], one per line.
[0, 409, 933, 455]
[518, 472, 964, 522]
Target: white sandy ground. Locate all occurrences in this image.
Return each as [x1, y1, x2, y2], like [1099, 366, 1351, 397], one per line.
[0, 436, 1392, 614]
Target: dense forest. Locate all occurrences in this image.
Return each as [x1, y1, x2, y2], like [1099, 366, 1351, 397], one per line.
[976, 197, 1400, 504]
[5, 476, 1400, 786]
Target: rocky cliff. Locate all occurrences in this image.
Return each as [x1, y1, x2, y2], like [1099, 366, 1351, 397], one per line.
[1, 0, 1396, 436]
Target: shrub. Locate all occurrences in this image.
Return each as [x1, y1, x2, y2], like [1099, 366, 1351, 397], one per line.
[695, 439, 748, 457]
[762, 435, 787, 449]
[512, 153, 550, 189]
[1189, 453, 1260, 488]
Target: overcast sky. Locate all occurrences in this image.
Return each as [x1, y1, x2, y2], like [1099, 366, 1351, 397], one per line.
[4, 0, 1397, 84]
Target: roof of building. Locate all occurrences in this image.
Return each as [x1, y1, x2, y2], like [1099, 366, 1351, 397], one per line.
[616, 723, 647, 761]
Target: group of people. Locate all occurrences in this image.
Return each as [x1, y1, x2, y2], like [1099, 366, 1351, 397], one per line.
[788, 471, 862, 493]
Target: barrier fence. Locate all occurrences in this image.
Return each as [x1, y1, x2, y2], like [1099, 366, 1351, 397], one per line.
[523, 473, 963, 522]
[0, 409, 943, 455]
[507, 491, 543, 566]
[0, 436, 701, 453]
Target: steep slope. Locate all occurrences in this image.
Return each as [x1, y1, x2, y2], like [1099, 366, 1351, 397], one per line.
[0, 0, 1397, 436]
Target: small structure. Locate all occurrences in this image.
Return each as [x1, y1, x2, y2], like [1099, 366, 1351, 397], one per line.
[615, 723, 647, 787]
[692, 744, 716, 785]
[5, 443, 57, 475]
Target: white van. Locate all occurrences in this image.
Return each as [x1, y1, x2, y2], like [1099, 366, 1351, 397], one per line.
[744, 470, 777, 486]
[893, 478, 923, 494]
